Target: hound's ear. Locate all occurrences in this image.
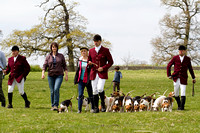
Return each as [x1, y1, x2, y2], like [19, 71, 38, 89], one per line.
[161, 104, 164, 108]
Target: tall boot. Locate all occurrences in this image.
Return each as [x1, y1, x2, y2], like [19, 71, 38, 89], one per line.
[21, 92, 30, 108]
[93, 94, 99, 113]
[181, 96, 186, 110]
[99, 91, 106, 112]
[89, 96, 95, 110]
[7, 93, 13, 108]
[175, 96, 181, 110]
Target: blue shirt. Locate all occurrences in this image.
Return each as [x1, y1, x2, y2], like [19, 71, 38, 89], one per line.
[0, 51, 6, 71]
[80, 61, 87, 80]
[113, 71, 122, 82]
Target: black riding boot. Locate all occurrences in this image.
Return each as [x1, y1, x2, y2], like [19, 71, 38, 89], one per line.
[89, 96, 95, 110]
[93, 94, 99, 113]
[99, 91, 106, 112]
[21, 92, 30, 108]
[7, 93, 13, 108]
[181, 96, 186, 110]
[175, 96, 181, 110]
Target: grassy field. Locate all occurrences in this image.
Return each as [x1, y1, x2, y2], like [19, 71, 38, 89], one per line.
[0, 70, 200, 133]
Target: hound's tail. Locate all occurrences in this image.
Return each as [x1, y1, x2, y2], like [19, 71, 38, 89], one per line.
[150, 93, 156, 97]
[70, 95, 75, 100]
[140, 93, 146, 98]
[162, 89, 168, 96]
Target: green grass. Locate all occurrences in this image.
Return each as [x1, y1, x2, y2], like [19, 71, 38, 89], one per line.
[0, 70, 200, 133]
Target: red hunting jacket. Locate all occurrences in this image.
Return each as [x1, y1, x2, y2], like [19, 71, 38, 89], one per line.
[167, 55, 195, 85]
[88, 46, 113, 80]
[6, 55, 30, 85]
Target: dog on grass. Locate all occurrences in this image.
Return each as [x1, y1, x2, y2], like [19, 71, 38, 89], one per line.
[57, 96, 74, 113]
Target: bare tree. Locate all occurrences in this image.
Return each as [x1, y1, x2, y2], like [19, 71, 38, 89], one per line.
[121, 53, 134, 67]
[151, 0, 200, 65]
[0, 0, 111, 71]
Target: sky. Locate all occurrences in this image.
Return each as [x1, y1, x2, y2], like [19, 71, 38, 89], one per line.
[0, 0, 168, 66]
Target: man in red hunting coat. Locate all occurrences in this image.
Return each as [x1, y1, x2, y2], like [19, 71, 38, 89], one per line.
[3, 46, 30, 108]
[88, 34, 113, 113]
[167, 45, 196, 110]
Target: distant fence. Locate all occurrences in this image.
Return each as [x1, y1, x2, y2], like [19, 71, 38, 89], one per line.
[109, 66, 200, 70]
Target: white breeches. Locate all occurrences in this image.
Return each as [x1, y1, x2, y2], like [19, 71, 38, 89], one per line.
[91, 74, 106, 95]
[173, 78, 186, 96]
[8, 78, 25, 95]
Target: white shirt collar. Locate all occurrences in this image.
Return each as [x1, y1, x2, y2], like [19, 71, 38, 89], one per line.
[95, 45, 101, 53]
[14, 55, 18, 62]
[179, 55, 185, 63]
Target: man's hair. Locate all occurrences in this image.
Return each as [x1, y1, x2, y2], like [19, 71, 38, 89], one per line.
[178, 45, 186, 50]
[93, 34, 102, 41]
[11, 46, 19, 51]
[115, 66, 120, 70]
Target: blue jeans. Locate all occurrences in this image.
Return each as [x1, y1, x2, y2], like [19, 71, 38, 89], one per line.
[78, 80, 93, 111]
[48, 75, 63, 107]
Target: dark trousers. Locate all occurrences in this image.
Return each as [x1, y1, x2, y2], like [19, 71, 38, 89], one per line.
[78, 80, 94, 111]
[0, 71, 5, 103]
[113, 82, 120, 92]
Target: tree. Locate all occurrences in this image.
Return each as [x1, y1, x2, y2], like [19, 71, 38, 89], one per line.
[0, 0, 111, 71]
[151, 0, 200, 65]
[121, 53, 147, 67]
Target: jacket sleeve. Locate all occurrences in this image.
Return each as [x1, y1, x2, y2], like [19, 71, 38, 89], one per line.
[167, 57, 175, 77]
[23, 57, 30, 78]
[5, 58, 11, 74]
[188, 58, 195, 79]
[102, 49, 113, 71]
[43, 55, 49, 71]
[74, 60, 79, 85]
[61, 54, 67, 71]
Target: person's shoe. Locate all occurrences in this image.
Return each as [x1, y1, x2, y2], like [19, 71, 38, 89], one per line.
[93, 108, 99, 113]
[51, 107, 54, 111]
[177, 107, 182, 110]
[1, 101, 6, 107]
[90, 109, 94, 113]
[53, 106, 58, 111]
[7, 104, 13, 108]
[101, 107, 106, 112]
[77, 110, 81, 113]
[25, 101, 30, 108]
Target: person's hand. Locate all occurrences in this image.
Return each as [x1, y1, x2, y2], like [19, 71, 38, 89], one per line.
[98, 67, 103, 72]
[193, 79, 196, 84]
[65, 75, 68, 81]
[41, 74, 45, 79]
[3, 70, 7, 75]
[88, 61, 92, 66]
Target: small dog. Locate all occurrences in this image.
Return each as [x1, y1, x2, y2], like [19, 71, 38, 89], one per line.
[139, 93, 155, 111]
[82, 97, 92, 112]
[112, 96, 125, 112]
[110, 91, 125, 98]
[152, 90, 169, 111]
[104, 95, 115, 112]
[57, 96, 74, 113]
[124, 96, 133, 112]
[152, 96, 166, 111]
[161, 92, 174, 112]
[133, 93, 146, 112]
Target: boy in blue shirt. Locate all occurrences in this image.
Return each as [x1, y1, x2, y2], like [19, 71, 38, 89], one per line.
[113, 66, 122, 92]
